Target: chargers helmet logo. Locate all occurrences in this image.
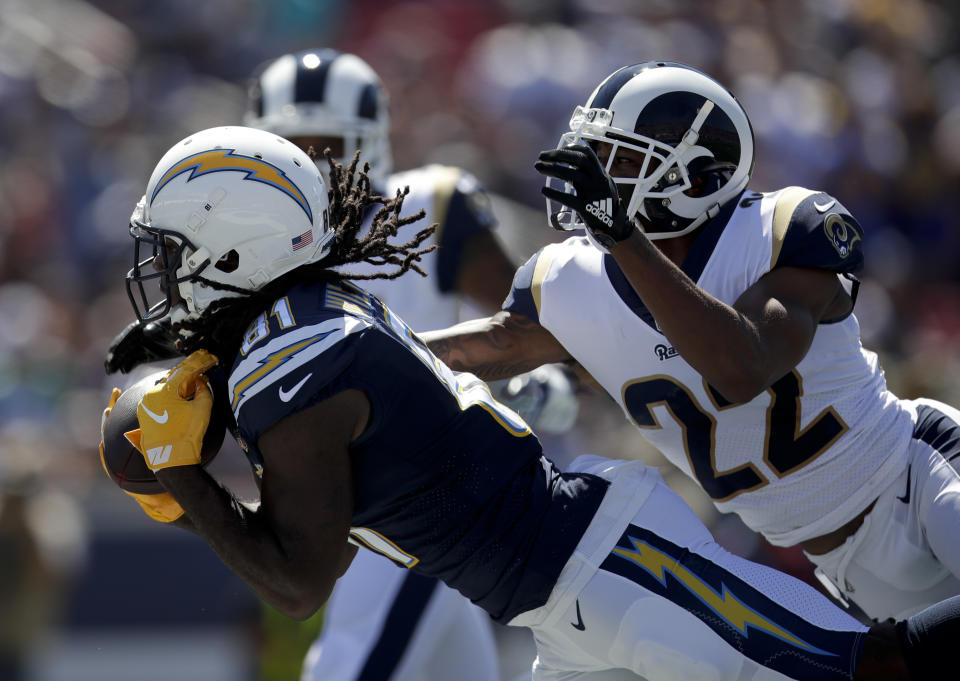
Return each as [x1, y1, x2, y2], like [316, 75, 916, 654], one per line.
[150, 148, 314, 222]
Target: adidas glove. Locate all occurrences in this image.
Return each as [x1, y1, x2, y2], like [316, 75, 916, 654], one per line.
[105, 319, 181, 375]
[536, 144, 634, 249]
[99, 387, 185, 523]
[128, 350, 219, 472]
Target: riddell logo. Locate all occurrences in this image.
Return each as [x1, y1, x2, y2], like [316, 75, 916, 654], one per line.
[586, 199, 614, 227]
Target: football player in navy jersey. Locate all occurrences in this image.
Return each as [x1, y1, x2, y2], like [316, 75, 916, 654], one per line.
[422, 61, 960, 624]
[242, 47, 536, 681]
[248, 47, 587, 681]
[103, 48, 579, 681]
[104, 124, 960, 681]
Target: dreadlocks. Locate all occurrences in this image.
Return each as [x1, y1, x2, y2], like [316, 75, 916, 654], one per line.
[172, 151, 436, 361]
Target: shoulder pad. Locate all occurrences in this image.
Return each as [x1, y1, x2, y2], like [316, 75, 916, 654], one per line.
[427, 165, 498, 292]
[770, 187, 864, 273]
[502, 240, 580, 323]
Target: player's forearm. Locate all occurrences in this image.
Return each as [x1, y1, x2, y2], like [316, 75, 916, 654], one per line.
[609, 233, 769, 402]
[156, 466, 340, 619]
[422, 312, 570, 382]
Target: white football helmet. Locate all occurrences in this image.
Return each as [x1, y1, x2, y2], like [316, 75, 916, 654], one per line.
[244, 49, 393, 189]
[126, 126, 333, 324]
[547, 61, 754, 240]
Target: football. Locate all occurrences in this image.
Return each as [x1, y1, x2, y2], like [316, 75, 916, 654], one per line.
[100, 369, 227, 494]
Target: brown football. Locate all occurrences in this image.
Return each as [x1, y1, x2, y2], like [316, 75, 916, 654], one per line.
[100, 370, 226, 494]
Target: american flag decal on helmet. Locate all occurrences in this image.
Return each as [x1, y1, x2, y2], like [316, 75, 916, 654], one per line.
[292, 229, 314, 251]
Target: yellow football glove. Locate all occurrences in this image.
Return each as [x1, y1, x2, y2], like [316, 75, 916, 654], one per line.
[129, 350, 219, 472]
[124, 490, 185, 523]
[99, 387, 185, 523]
[98, 387, 122, 480]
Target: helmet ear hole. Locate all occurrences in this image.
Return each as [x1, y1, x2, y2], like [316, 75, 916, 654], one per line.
[215, 249, 240, 273]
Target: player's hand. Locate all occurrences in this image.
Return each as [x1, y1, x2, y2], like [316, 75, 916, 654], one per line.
[536, 144, 634, 249]
[499, 365, 580, 435]
[128, 350, 219, 472]
[99, 387, 185, 522]
[105, 319, 181, 375]
[98, 387, 123, 479]
[124, 491, 185, 523]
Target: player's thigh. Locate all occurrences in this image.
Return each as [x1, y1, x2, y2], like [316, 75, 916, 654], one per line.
[806, 462, 960, 622]
[302, 550, 439, 681]
[401, 582, 499, 681]
[532, 482, 866, 681]
[808, 399, 960, 621]
[910, 398, 960, 576]
[324, 549, 414, 631]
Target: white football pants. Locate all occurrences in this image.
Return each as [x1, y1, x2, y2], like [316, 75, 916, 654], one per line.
[805, 397, 960, 621]
[301, 548, 499, 681]
[511, 456, 869, 681]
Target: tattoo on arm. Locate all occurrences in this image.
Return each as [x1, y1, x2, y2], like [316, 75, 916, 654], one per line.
[424, 312, 569, 381]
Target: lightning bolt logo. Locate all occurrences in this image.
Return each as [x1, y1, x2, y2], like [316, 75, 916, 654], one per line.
[611, 535, 834, 656]
[151, 148, 313, 222]
[231, 330, 334, 411]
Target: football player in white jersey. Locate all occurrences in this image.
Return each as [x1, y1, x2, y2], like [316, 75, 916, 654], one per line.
[422, 61, 960, 623]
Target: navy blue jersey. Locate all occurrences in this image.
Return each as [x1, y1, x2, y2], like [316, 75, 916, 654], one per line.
[226, 280, 608, 622]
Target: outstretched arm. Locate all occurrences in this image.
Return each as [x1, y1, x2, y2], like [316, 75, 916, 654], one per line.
[421, 310, 572, 382]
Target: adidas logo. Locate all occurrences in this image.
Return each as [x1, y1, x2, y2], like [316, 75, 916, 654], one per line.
[147, 444, 173, 467]
[585, 198, 614, 227]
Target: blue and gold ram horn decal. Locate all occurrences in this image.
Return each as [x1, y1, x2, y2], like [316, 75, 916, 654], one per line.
[150, 149, 313, 222]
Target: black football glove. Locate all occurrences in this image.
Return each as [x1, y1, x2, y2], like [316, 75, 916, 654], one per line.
[104, 319, 181, 375]
[536, 144, 634, 249]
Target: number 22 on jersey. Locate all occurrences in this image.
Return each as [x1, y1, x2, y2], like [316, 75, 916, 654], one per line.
[623, 371, 849, 501]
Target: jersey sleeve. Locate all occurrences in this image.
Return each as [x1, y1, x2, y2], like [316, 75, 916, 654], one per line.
[502, 247, 547, 323]
[433, 168, 498, 293]
[772, 190, 864, 274]
[228, 313, 368, 446]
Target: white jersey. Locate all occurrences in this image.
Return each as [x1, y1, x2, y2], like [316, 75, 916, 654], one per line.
[339, 164, 497, 330]
[505, 187, 914, 546]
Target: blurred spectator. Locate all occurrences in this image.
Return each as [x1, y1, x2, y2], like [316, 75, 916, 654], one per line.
[1, 0, 960, 676]
[0, 451, 86, 681]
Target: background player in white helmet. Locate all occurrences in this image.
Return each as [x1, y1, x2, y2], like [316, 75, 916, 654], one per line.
[423, 61, 960, 623]
[244, 48, 576, 681]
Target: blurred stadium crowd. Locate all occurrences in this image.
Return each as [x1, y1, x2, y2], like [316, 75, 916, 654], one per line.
[1, 0, 959, 679]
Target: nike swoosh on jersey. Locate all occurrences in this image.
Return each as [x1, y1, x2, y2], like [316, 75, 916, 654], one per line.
[278, 373, 313, 402]
[140, 403, 169, 424]
[896, 465, 911, 504]
[570, 599, 586, 631]
[813, 199, 836, 213]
